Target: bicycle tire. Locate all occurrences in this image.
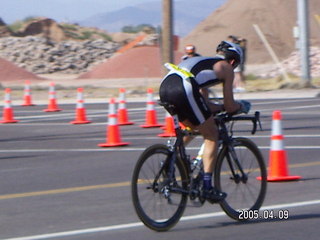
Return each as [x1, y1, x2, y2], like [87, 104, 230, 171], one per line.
[131, 144, 189, 231]
[214, 137, 267, 220]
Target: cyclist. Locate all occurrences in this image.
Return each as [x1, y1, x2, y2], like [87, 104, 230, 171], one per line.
[181, 44, 201, 61]
[159, 41, 251, 203]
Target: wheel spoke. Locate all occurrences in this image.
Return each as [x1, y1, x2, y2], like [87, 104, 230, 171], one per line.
[215, 138, 267, 220]
[131, 144, 188, 231]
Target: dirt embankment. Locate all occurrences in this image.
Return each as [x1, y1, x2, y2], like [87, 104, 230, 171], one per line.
[181, 0, 320, 64]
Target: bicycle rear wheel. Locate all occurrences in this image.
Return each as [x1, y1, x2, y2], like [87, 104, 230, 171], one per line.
[215, 137, 267, 220]
[131, 144, 188, 231]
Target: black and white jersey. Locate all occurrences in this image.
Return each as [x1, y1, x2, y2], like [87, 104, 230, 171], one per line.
[178, 56, 224, 88]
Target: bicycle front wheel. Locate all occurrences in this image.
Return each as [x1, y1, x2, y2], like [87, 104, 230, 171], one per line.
[215, 137, 267, 220]
[131, 144, 188, 231]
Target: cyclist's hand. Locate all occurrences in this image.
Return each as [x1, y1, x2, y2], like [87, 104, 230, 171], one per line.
[236, 100, 251, 114]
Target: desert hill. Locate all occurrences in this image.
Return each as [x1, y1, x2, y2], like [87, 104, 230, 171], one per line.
[0, 57, 43, 81]
[0, 18, 12, 37]
[78, 46, 183, 79]
[181, 0, 320, 64]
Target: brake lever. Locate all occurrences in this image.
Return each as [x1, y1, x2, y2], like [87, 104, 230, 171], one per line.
[251, 111, 262, 134]
[256, 111, 263, 131]
[251, 119, 257, 135]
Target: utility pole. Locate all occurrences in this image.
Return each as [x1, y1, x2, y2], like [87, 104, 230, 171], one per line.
[297, 0, 312, 87]
[161, 0, 174, 69]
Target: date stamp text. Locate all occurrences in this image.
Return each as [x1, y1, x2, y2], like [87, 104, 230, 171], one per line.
[239, 209, 289, 220]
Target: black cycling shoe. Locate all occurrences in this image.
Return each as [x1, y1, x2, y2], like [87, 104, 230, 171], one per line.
[202, 187, 227, 204]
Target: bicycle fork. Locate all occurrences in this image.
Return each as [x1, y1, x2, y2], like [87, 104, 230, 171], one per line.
[225, 143, 248, 184]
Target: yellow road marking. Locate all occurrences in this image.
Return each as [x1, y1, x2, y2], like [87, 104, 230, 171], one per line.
[290, 161, 320, 168]
[1, 161, 320, 200]
[0, 182, 130, 200]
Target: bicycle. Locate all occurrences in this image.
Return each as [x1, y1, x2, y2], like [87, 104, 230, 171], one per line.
[131, 102, 267, 231]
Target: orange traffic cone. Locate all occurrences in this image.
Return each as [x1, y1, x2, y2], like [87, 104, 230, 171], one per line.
[21, 80, 35, 106]
[158, 111, 176, 137]
[117, 88, 134, 125]
[0, 88, 19, 123]
[266, 110, 301, 181]
[70, 88, 91, 124]
[98, 98, 130, 147]
[140, 88, 163, 128]
[43, 82, 62, 112]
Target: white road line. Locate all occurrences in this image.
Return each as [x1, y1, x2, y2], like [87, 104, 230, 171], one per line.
[253, 98, 316, 106]
[6, 104, 320, 123]
[259, 104, 320, 111]
[0, 145, 320, 153]
[90, 134, 320, 140]
[4, 199, 320, 240]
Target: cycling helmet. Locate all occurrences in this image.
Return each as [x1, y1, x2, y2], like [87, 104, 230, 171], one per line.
[216, 40, 243, 68]
[185, 44, 196, 54]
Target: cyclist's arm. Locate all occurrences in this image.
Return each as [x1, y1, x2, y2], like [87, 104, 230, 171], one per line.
[214, 61, 241, 113]
[200, 87, 224, 114]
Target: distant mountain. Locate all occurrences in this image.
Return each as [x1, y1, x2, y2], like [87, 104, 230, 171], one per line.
[79, 0, 226, 36]
[81, 6, 161, 34]
[0, 0, 131, 24]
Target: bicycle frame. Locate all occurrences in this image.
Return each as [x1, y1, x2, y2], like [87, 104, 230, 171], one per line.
[155, 102, 262, 198]
[193, 111, 262, 185]
[152, 113, 190, 193]
[220, 113, 262, 186]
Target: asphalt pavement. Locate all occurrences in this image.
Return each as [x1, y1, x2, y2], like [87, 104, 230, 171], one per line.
[0, 90, 320, 239]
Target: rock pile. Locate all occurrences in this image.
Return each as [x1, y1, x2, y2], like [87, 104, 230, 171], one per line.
[262, 47, 320, 78]
[0, 36, 121, 74]
[3, 33, 317, 79]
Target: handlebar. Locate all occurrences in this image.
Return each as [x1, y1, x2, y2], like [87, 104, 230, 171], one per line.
[158, 100, 262, 135]
[215, 111, 262, 135]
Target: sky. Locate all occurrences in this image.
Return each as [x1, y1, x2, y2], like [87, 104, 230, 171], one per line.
[0, 0, 154, 24]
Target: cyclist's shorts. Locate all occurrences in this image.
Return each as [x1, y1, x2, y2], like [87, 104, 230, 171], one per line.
[159, 73, 211, 126]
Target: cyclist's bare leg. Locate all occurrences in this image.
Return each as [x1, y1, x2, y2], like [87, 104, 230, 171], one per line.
[181, 117, 226, 202]
[196, 116, 226, 202]
[180, 120, 196, 146]
[197, 115, 219, 174]
[181, 116, 218, 173]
